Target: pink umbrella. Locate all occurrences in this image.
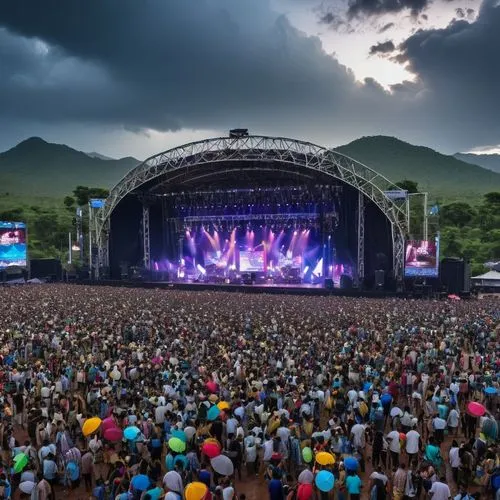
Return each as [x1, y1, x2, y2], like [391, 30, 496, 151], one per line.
[202, 441, 221, 459]
[467, 401, 486, 417]
[206, 380, 218, 394]
[103, 426, 123, 442]
[101, 417, 116, 433]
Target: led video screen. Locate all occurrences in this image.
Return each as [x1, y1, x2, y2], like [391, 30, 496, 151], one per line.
[0, 222, 27, 269]
[239, 250, 264, 272]
[404, 238, 439, 277]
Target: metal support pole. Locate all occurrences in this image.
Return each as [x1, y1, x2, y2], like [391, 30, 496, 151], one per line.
[68, 232, 72, 264]
[423, 192, 429, 241]
[142, 204, 150, 270]
[88, 204, 93, 279]
[357, 191, 365, 283]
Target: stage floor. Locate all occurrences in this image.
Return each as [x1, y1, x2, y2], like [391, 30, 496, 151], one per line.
[84, 279, 404, 297]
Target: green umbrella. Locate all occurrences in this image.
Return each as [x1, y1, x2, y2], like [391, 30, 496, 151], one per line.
[168, 437, 186, 453]
[13, 453, 28, 473]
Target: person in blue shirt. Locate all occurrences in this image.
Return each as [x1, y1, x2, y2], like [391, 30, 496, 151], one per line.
[345, 471, 362, 500]
[268, 469, 284, 500]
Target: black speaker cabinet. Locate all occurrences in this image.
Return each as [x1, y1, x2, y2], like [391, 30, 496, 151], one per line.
[30, 258, 62, 281]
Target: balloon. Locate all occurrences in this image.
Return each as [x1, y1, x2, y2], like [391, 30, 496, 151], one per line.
[316, 451, 335, 466]
[207, 405, 221, 421]
[131, 474, 150, 491]
[217, 401, 230, 411]
[467, 401, 486, 417]
[344, 457, 359, 471]
[202, 441, 221, 459]
[13, 453, 28, 473]
[315, 470, 335, 492]
[168, 437, 186, 453]
[82, 417, 102, 437]
[484, 387, 497, 395]
[103, 427, 123, 442]
[302, 447, 313, 463]
[19, 481, 36, 494]
[172, 429, 187, 443]
[185, 481, 209, 500]
[210, 455, 234, 476]
[123, 426, 141, 440]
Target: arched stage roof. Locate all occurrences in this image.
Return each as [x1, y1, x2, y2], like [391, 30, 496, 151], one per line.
[94, 135, 408, 279]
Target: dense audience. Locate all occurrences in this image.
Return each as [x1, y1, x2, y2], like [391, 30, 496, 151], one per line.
[0, 284, 498, 500]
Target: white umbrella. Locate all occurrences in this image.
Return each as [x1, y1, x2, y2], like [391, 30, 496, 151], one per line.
[298, 469, 314, 484]
[163, 470, 184, 493]
[210, 455, 234, 476]
[390, 407, 403, 418]
[19, 481, 36, 494]
[184, 426, 196, 441]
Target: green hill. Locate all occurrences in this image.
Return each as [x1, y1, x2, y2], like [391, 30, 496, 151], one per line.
[454, 152, 500, 174]
[0, 137, 139, 198]
[336, 136, 500, 202]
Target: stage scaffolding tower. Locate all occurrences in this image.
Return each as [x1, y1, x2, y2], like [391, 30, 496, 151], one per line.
[356, 191, 365, 286]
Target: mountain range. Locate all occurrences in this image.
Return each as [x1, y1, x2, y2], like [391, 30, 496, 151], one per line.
[1, 136, 499, 205]
[454, 152, 500, 174]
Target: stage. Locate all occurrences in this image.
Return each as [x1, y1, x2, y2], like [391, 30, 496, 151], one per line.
[82, 279, 405, 297]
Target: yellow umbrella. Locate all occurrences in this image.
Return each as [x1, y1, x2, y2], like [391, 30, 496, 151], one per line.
[217, 401, 230, 411]
[185, 481, 208, 500]
[82, 417, 102, 437]
[316, 451, 335, 466]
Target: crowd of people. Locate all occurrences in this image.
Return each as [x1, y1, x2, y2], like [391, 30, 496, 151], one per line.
[0, 284, 498, 500]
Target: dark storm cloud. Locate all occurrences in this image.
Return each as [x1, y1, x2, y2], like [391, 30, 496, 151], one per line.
[0, 0, 499, 154]
[347, 0, 429, 18]
[369, 40, 396, 55]
[0, 0, 372, 137]
[394, 0, 500, 150]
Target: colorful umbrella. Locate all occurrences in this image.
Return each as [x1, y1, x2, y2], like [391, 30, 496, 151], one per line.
[168, 437, 186, 453]
[163, 471, 183, 492]
[13, 453, 28, 473]
[298, 469, 314, 485]
[82, 417, 102, 437]
[172, 429, 187, 443]
[103, 426, 123, 442]
[184, 426, 197, 441]
[344, 457, 359, 471]
[217, 401, 230, 411]
[207, 405, 221, 421]
[210, 455, 234, 476]
[19, 481, 36, 494]
[185, 481, 209, 500]
[123, 426, 141, 441]
[467, 401, 486, 417]
[316, 451, 335, 466]
[302, 447, 313, 463]
[202, 441, 221, 459]
[101, 417, 116, 432]
[131, 474, 150, 491]
[315, 470, 335, 492]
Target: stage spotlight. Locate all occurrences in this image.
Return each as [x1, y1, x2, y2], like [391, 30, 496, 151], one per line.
[196, 264, 207, 275]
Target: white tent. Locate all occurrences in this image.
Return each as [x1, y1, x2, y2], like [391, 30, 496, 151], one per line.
[471, 270, 500, 288]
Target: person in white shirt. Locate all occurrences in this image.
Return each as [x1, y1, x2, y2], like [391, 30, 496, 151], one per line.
[429, 477, 451, 500]
[448, 440, 461, 484]
[447, 405, 460, 436]
[432, 414, 447, 445]
[386, 429, 401, 467]
[405, 427, 421, 464]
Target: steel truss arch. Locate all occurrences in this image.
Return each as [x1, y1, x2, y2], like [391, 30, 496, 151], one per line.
[95, 135, 408, 279]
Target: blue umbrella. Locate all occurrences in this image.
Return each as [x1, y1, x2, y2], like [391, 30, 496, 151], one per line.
[123, 426, 140, 441]
[344, 456, 359, 471]
[315, 470, 335, 492]
[174, 454, 189, 470]
[363, 382, 372, 393]
[380, 393, 392, 405]
[484, 387, 497, 395]
[207, 405, 221, 421]
[131, 474, 150, 491]
[172, 429, 187, 443]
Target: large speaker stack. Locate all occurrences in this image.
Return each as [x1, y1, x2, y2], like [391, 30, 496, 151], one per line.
[30, 258, 62, 281]
[440, 258, 470, 295]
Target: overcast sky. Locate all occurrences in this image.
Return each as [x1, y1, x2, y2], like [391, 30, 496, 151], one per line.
[0, 0, 499, 159]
